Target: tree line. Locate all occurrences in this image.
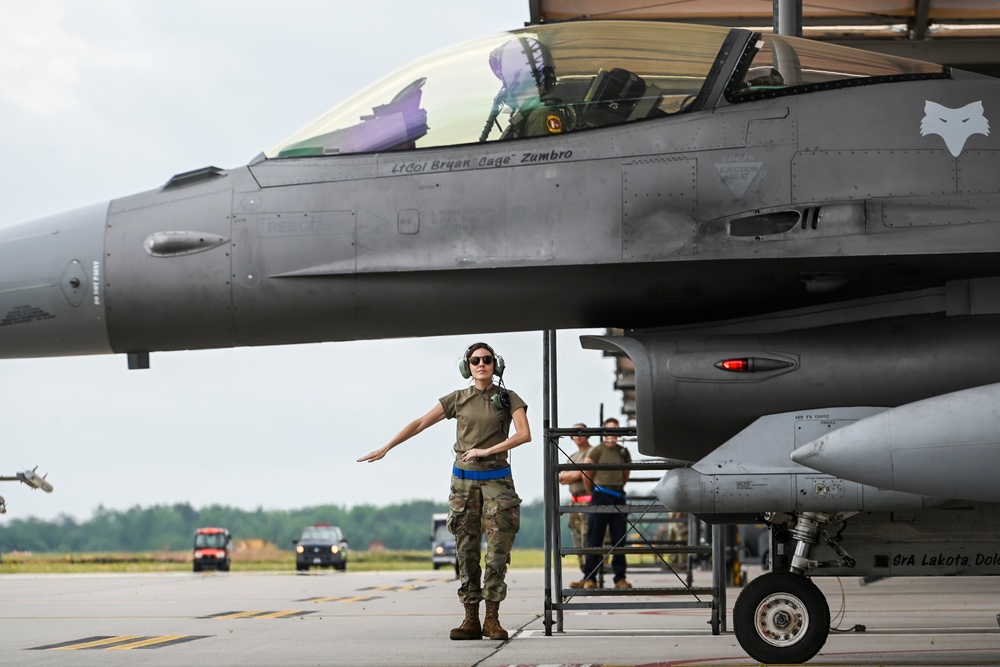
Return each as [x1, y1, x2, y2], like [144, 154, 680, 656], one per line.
[0, 500, 551, 553]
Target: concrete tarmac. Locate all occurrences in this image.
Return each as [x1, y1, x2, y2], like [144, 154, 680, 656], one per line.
[2, 565, 999, 666]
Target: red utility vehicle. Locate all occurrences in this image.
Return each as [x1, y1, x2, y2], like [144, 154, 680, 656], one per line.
[193, 527, 232, 572]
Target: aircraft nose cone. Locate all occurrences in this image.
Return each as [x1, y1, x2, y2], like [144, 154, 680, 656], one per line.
[0, 202, 112, 358]
[791, 384, 1000, 503]
[788, 437, 823, 464]
[789, 434, 853, 469]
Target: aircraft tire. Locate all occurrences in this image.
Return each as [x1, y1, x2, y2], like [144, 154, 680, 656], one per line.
[733, 572, 829, 664]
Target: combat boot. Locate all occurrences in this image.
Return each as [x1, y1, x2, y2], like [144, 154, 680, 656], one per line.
[450, 602, 482, 640]
[482, 600, 508, 640]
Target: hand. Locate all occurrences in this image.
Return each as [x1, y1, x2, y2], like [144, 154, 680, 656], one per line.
[461, 448, 485, 462]
[357, 447, 388, 463]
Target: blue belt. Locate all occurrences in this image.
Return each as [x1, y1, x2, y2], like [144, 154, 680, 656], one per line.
[594, 485, 626, 499]
[452, 466, 511, 481]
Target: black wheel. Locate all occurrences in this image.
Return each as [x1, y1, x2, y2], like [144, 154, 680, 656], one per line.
[733, 572, 829, 664]
[296, 563, 308, 572]
[193, 563, 202, 573]
[433, 563, 440, 570]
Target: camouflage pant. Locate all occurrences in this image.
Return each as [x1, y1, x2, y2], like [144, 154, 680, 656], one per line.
[447, 475, 521, 604]
[567, 500, 589, 572]
[666, 513, 689, 565]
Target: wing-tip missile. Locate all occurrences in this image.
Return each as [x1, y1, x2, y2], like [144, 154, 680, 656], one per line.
[791, 383, 1000, 503]
[788, 411, 892, 482]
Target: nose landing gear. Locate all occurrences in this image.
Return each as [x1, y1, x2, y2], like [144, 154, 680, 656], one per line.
[733, 571, 830, 664]
[733, 512, 854, 663]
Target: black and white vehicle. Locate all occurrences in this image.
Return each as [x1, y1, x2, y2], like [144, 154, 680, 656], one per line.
[294, 524, 349, 571]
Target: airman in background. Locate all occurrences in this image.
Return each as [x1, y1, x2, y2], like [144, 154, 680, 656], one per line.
[579, 417, 632, 590]
[559, 422, 593, 583]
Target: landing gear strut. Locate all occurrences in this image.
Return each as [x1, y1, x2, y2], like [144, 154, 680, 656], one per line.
[734, 511, 855, 663]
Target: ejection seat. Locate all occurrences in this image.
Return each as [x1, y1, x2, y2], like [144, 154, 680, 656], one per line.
[579, 68, 663, 128]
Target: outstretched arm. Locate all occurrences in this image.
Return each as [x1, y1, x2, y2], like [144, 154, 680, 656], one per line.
[357, 402, 446, 463]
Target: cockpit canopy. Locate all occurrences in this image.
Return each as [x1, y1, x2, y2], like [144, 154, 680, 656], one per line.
[266, 21, 945, 158]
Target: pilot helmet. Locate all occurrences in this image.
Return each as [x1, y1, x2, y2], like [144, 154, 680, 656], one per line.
[489, 36, 556, 99]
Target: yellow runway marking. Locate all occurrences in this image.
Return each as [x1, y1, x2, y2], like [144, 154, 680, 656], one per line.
[51, 636, 142, 650]
[107, 635, 187, 650]
[31, 635, 209, 651]
[259, 610, 311, 619]
[253, 610, 303, 619]
[212, 610, 262, 619]
[201, 610, 314, 619]
[298, 595, 379, 603]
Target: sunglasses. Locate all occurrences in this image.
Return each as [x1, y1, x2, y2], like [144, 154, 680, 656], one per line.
[469, 355, 493, 366]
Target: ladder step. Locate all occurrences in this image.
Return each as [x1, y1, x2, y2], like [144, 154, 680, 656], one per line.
[557, 504, 672, 513]
[557, 600, 715, 611]
[628, 562, 697, 570]
[553, 462, 677, 471]
[561, 586, 716, 597]
[562, 546, 711, 555]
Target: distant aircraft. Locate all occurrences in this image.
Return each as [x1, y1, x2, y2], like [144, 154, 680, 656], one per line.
[0, 19, 998, 663]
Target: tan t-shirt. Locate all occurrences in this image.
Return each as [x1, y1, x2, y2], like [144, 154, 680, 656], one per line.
[568, 447, 593, 496]
[440, 385, 527, 471]
[587, 442, 632, 487]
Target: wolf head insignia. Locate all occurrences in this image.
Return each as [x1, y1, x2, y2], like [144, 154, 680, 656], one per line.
[920, 101, 990, 157]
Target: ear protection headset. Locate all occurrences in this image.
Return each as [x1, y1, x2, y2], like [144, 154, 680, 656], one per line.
[458, 342, 505, 380]
[460, 343, 513, 439]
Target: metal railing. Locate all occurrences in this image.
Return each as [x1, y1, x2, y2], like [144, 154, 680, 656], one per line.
[541, 330, 727, 636]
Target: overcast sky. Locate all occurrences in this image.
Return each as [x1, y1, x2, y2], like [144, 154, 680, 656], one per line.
[0, 2, 630, 523]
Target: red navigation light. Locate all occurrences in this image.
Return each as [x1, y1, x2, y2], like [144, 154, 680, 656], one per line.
[718, 358, 750, 372]
[714, 357, 795, 373]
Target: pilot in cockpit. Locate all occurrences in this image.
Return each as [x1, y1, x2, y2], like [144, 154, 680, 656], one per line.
[485, 37, 575, 140]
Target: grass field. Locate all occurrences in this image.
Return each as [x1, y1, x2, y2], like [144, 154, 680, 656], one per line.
[0, 549, 552, 574]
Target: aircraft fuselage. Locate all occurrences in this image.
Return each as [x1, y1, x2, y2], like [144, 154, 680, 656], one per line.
[3, 69, 997, 359]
